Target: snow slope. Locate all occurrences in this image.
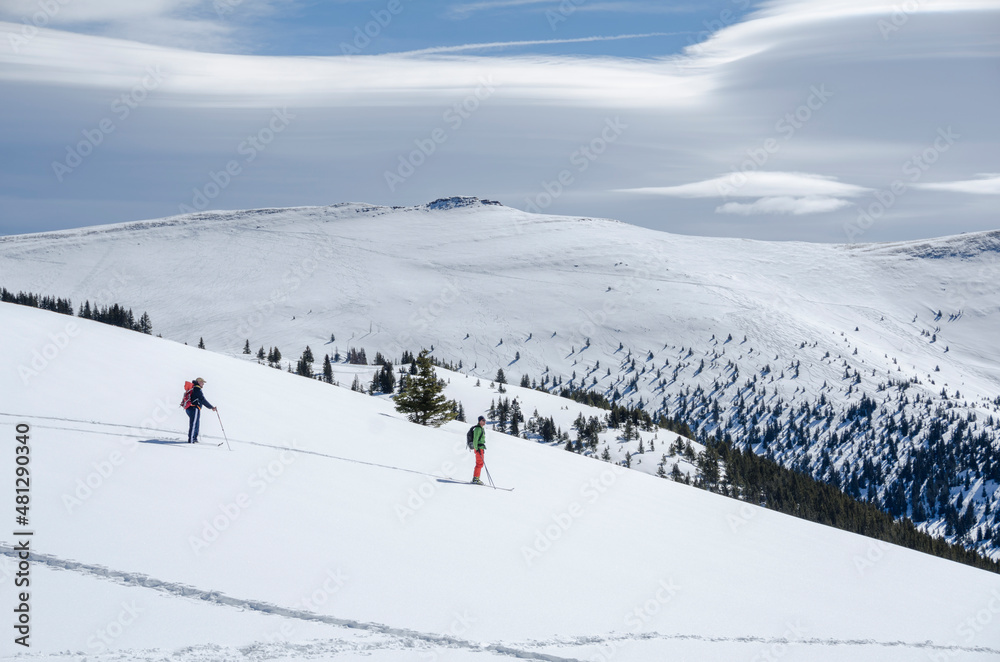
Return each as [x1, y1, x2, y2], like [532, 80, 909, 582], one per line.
[333, 361, 704, 482]
[1, 198, 998, 556]
[3, 303, 1000, 661]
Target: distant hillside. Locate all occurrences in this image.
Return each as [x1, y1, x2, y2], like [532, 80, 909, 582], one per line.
[1, 197, 998, 560]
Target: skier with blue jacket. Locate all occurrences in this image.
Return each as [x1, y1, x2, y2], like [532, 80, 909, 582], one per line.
[183, 377, 216, 443]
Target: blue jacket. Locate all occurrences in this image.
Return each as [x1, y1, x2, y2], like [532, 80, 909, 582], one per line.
[190, 385, 214, 410]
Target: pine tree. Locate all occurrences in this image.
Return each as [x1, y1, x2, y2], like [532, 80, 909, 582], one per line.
[257, 346, 266, 363]
[138, 312, 153, 335]
[698, 447, 721, 487]
[198, 337, 205, 349]
[296, 348, 314, 377]
[322, 354, 333, 384]
[379, 362, 396, 393]
[394, 350, 458, 427]
[243, 339, 251, 354]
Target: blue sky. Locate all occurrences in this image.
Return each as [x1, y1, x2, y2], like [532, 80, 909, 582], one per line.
[0, 0, 998, 241]
[0, 0, 751, 58]
[249, 1, 724, 57]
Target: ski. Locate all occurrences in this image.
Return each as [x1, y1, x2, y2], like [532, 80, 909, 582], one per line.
[141, 438, 222, 447]
[436, 478, 514, 491]
[160, 439, 223, 447]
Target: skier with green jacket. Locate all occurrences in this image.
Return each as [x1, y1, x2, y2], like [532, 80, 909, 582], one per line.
[471, 416, 487, 485]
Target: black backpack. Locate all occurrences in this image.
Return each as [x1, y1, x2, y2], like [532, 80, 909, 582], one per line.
[466, 426, 476, 450]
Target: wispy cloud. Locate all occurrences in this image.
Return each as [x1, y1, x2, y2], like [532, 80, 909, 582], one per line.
[619, 172, 868, 216]
[618, 172, 870, 199]
[389, 32, 687, 57]
[716, 196, 853, 215]
[0, 26, 711, 106]
[0, 0, 285, 51]
[446, 0, 555, 20]
[565, 2, 702, 14]
[913, 174, 1000, 195]
[447, 0, 698, 19]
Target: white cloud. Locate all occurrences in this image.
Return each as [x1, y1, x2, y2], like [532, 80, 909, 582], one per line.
[716, 196, 853, 215]
[447, 0, 699, 19]
[570, 3, 701, 14]
[446, 0, 551, 20]
[0, 25, 712, 107]
[683, 0, 1000, 65]
[388, 33, 681, 57]
[913, 174, 1000, 195]
[0, 0, 198, 23]
[619, 172, 870, 199]
[0, 0, 283, 51]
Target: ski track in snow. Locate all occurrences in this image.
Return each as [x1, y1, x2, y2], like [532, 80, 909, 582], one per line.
[2, 542, 996, 660]
[0, 544, 585, 662]
[0, 412, 445, 479]
[514, 631, 1000, 655]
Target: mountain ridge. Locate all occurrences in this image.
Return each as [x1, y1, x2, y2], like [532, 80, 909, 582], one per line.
[3, 198, 998, 256]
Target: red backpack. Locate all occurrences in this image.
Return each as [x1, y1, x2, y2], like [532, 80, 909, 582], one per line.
[180, 381, 195, 409]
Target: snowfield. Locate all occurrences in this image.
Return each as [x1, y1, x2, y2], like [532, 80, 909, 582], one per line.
[1, 198, 999, 557]
[3, 303, 1000, 661]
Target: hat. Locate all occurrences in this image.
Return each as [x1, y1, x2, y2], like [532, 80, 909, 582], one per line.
[194, 378, 206, 386]
[478, 416, 486, 422]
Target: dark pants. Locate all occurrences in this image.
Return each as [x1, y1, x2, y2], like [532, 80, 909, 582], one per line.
[186, 407, 201, 443]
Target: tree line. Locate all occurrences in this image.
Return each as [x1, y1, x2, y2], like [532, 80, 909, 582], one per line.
[2, 286, 153, 334]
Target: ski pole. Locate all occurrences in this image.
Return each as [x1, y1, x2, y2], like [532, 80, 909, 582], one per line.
[215, 409, 233, 451]
[482, 459, 497, 490]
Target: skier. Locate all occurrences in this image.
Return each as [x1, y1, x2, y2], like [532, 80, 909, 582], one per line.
[471, 415, 487, 485]
[184, 377, 216, 443]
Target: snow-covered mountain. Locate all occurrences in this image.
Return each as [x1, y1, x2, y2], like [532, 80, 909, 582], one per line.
[3, 303, 1000, 661]
[2, 197, 999, 559]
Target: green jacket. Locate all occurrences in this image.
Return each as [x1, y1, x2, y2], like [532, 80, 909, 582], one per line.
[472, 425, 486, 451]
